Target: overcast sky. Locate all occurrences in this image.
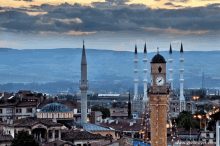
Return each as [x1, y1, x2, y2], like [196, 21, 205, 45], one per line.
[0, 0, 220, 52]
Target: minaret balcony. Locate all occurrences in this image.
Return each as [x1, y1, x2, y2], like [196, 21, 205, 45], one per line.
[143, 79, 148, 83]
[134, 69, 138, 73]
[179, 69, 184, 73]
[79, 84, 89, 91]
[169, 69, 173, 73]
[168, 59, 173, 63]
[143, 69, 148, 73]
[134, 79, 139, 82]
[179, 58, 184, 63]
[134, 59, 138, 63]
[169, 79, 173, 82]
[143, 59, 148, 62]
[179, 79, 184, 83]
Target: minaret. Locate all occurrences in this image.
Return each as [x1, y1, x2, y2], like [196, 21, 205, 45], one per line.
[79, 40, 89, 124]
[134, 45, 138, 100]
[169, 43, 174, 90]
[179, 41, 185, 111]
[143, 42, 148, 101]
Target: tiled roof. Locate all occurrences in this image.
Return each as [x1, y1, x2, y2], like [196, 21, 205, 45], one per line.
[0, 91, 42, 107]
[81, 123, 114, 131]
[99, 119, 143, 132]
[12, 117, 63, 127]
[62, 129, 107, 141]
[0, 134, 13, 141]
[42, 140, 74, 146]
[17, 101, 38, 107]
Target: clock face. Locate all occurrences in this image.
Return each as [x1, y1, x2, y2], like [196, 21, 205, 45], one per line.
[156, 76, 164, 85]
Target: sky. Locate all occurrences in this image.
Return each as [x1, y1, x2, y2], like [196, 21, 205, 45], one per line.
[0, 0, 220, 52]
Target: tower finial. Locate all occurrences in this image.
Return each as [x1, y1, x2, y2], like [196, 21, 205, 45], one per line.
[157, 47, 159, 54]
[83, 39, 84, 44]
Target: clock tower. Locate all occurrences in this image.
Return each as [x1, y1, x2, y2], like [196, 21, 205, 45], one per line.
[147, 48, 170, 146]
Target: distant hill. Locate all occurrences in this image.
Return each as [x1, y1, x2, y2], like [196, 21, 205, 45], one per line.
[0, 47, 219, 94]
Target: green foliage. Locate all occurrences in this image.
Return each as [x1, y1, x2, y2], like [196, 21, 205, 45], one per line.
[92, 105, 110, 119]
[176, 111, 199, 130]
[11, 130, 39, 146]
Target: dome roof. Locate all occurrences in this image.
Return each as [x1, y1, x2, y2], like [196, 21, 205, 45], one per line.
[40, 102, 71, 113]
[150, 53, 166, 63]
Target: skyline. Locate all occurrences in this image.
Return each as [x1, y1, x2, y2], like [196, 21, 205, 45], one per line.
[0, 0, 219, 51]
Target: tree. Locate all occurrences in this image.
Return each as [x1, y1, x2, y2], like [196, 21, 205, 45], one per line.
[91, 105, 110, 119]
[176, 111, 199, 130]
[11, 130, 39, 146]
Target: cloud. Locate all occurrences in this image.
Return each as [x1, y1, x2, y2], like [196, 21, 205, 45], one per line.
[169, 0, 189, 2]
[14, 0, 33, 2]
[164, 2, 174, 5]
[0, 2, 220, 35]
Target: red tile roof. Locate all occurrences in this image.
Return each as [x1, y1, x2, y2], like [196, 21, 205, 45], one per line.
[99, 119, 143, 132]
[16, 101, 38, 107]
[12, 117, 63, 127]
[62, 130, 107, 141]
[42, 140, 74, 146]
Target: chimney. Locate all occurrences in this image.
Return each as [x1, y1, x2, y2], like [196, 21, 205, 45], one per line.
[129, 121, 133, 126]
[100, 118, 103, 123]
[104, 119, 107, 123]
[133, 119, 136, 123]
[116, 120, 118, 124]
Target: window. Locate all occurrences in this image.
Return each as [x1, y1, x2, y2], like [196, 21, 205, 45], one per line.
[16, 109, 22, 113]
[26, 108, 32, 113]
[77, 144, 81, 146]
[77, 109, 81, 113]
[55, 130, 59, 138]
[0, 109, 2, 113]
[6, 109, 13, 114]
[49, 130, 52, 138]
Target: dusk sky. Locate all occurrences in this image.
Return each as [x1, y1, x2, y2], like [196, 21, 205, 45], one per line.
[0, 0, 220, 52]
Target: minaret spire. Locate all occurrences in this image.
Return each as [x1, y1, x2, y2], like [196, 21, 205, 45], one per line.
[144, 42, 147, 53]
[169, 43, 172, 54]
[135, 44, 137, 54]
[169, 43, 174, 90]
[81, 40, 87, 65]
[143, 42, 148, 101]
[134, 44, 138, 100]
[179, 41, 185, 111]
[80, 40, 89, 124]
[180, 41, 183, 53]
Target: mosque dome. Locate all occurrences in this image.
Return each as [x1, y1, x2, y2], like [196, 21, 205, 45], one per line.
[150, 53, 166, 63]
[40, 102, 71, 113]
